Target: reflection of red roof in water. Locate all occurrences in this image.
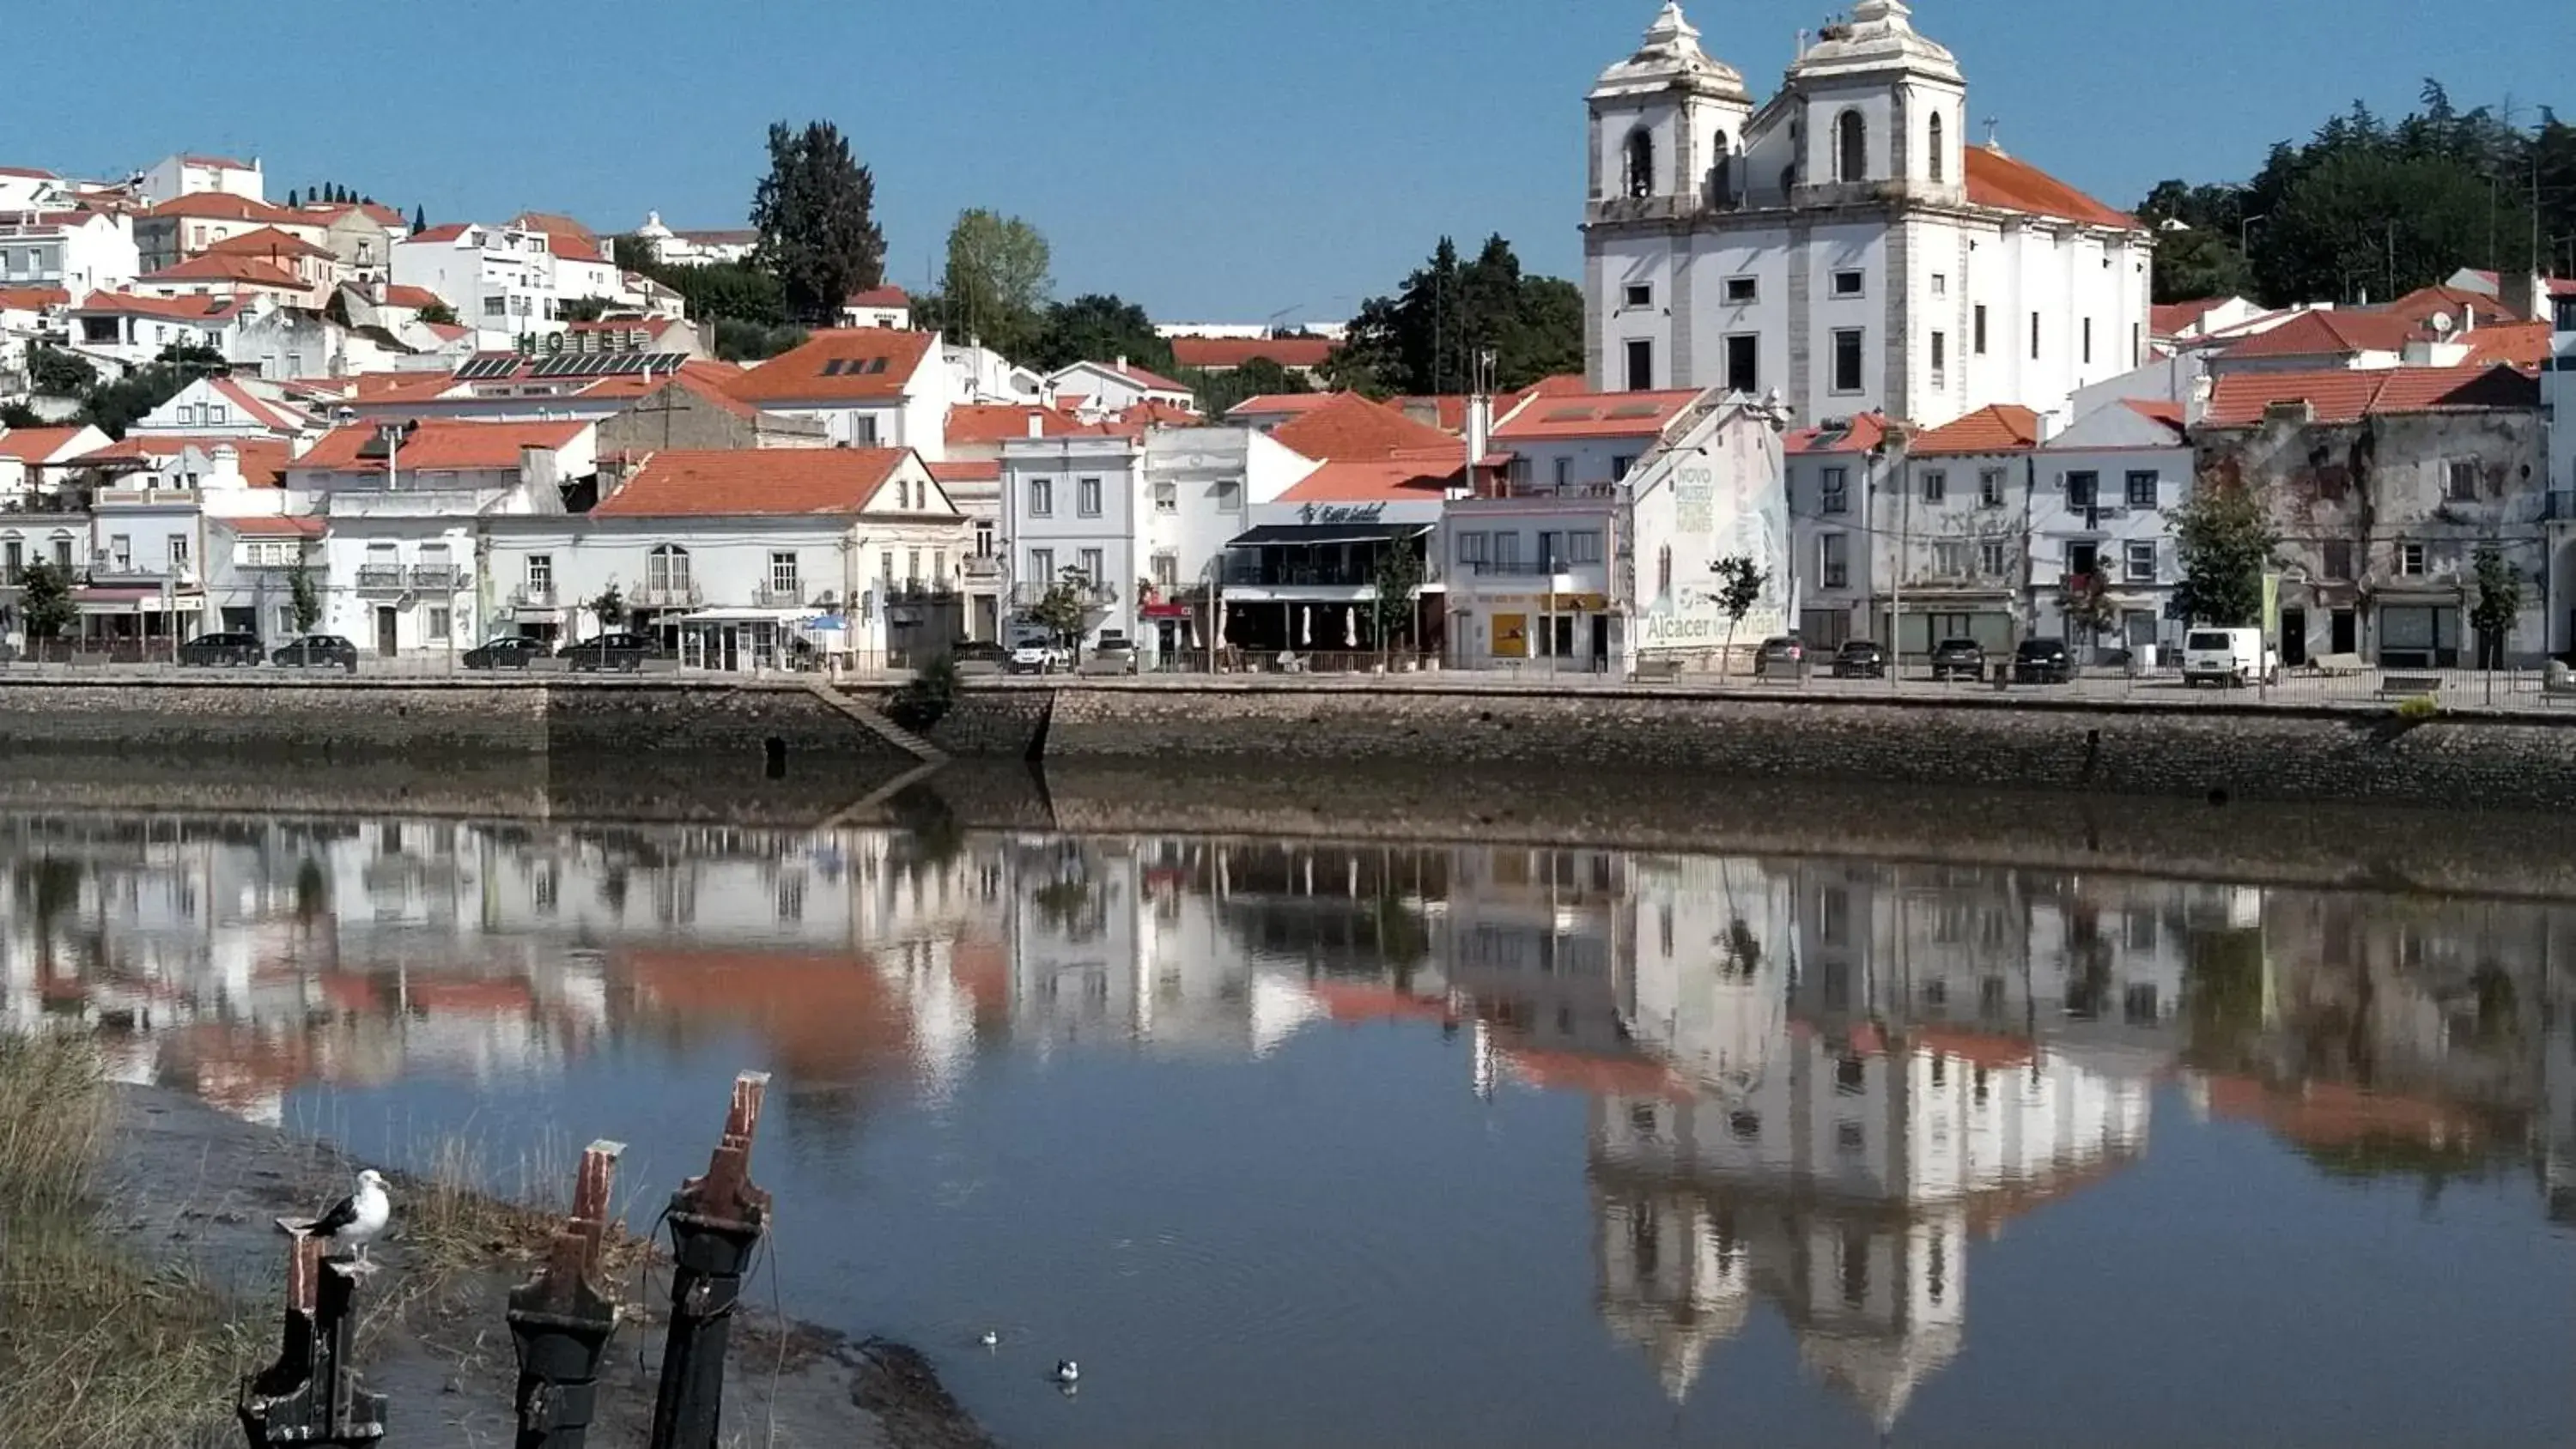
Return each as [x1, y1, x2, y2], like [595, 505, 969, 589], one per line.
[2203, 1075, 2488, 1149]
[1504, 1047, 1690, 1100]
[617, 948, 914, 1082]
[1911, 1026, 2037, 1070]
[405, 979, 538, 1014]
[1309, 981, 1457, 1026]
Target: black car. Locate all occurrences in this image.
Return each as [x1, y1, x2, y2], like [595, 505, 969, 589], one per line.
[556, 631, 657, 673]
[271, 634, 359, 671]
[1752, 636, 1806, 676]
[1831, 640, 1888, 678]
[2012, 637, 2076, 684]
[1928, 638, 1986, 682]
[178, 631, 265, 668]
[461, 635, 548, 670]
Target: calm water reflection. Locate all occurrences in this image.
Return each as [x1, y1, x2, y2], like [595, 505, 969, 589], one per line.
[5, 808, 2571, 1447]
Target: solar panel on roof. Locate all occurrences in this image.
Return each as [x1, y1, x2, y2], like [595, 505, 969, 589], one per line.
[1543, 405, 1595, 421]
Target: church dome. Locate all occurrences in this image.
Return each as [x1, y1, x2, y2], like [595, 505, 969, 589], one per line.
[1788, 0, 1962, 85]
[1592, 3, 1750, 102]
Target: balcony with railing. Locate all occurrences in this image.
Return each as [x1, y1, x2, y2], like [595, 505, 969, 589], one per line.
[410, 563, 465, 591]
[355, 564, 407, 592]
[513, 582, 559, 608]
[753, 584, 809, 609]
[961, 554, 1006, 579]
[632, 579, 702, 609]
[1008, 579, 1117, 609]
[85, 561, 198, 589]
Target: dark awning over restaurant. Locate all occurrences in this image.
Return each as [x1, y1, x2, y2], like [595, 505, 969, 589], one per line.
[1226, 523, 1430, 549]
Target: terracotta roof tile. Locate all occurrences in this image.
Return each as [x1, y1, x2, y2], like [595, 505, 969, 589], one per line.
[1224, 393, 1335, 421]
[2457, 321, 2553, 368]
[1784, 412, 1891, 455]
[204, 227, 336, 261]
[215, 514, 324, 537]
[1965, 146, 2138, 229]
[1492, 388, 1700, 441]
[1910, 403, 2041, 456]
[592, 448, 914, 518]
[296, 419, 588, 472]
[375, 284, 446, 311]
[927, 458, 999, 484]
[142, 253, 307, 289]
[844, 285, 909, 307]
[81, 434, 291, 485]
[724, 329, 936, 404]
[2149, 298, 2229, 336]
[0, 286, 69, 312]
[2216, 309, 2417, 361]
[402, 222, 474, 244]
[1169, 336, 1338, 370]
[1268, 393, 1461, 463]
[66, 290, 251, 322]
[146, 193, 305, 225]
[2200, 365, 2537, 427]
[945, 404, 1091, 446]
[0, 427, 91, 463]
[1279, 458, 1460, 503]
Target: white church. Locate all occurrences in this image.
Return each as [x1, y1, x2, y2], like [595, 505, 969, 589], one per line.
[1583, 1, 2154, 430]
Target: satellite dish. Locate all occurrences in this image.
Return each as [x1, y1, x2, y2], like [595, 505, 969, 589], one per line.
[2429, 311, 2455, 337]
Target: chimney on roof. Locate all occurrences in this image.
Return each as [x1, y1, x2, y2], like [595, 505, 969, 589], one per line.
[1026, 413, 1044, 439]
[208, 443, 241, 488]
[1115, 355, 1128, 373]
[2499, 270, 2548, 323]
[1465, 395, 1492, 499]
[2263, 398, 2314, 426]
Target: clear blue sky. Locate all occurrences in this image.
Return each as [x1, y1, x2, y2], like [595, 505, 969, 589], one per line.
[14, 0, 2572, 323]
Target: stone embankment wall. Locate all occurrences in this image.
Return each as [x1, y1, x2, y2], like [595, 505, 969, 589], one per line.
[0, 674, 2571, 812]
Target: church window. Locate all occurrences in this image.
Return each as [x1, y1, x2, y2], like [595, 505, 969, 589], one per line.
[1832, 270, 1865, 298]
[1974, 305, 1990, 355]
[1930, 330, 1947, 389]
[1831, 329, 1864, 393]
[1724, 276, 1758, 305]
[1929, 112, 1946, 181]
[2083, 317, 2094, 364]
[1625, 338, 1654, 391]
[1624, 128, 1655, 198]
[1623, 282, 1652, 308]
[2031, 312, 2043, 361]
[1835, 111, 1867, 184]
[1724, 335, 1759, 394]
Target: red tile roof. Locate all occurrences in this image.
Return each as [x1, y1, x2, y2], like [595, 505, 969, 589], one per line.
[1121, 398, 1201, 428]
[1911, 403, 2042, 456]
[592, 448, 914, 518]
[927, 458, 1000, 484]
[2376, 284, 2518, 334]
[402, 222, 474, 244]
[2201, 365, 2538, 427]
[146, 193, 305, 225]
[1224, 393, 1334, 421]
[945, 404, 1091, 446]
[216, 514, 324, 537]
[724, 329, 937, 403]
[2457, 321, 2553, 369]
[1268, 393, 1461, 462]
[304, 200, 407, 230]
[2216, 309, 2418, 361]
[579, 361, 752, 413]
[80, 434, 292, 485]
[0, 286, 68, 312]
[1279, 458, 1459, 503]
[67, 290, 251, 321]
[1784, 412, 1891, 456]
[204, 227, 336, 261]
[1169, 335, 1339, 370]
[2149, 297, 2231, 337]
[1492, 388, 1700, 441]
[845, 285, 909, 308]
[511, 211, 596, 243]
[375, 284, 446, 311]
[205, 377, 309, 433]
[142, 253, 308, 289]
[296, 419, 589, 472]
[0, 427, 91, 463]
[1965, 146, 2138, 230]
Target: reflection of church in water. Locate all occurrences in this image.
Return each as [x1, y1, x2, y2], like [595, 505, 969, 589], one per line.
[1478, 854, 2165, 1434]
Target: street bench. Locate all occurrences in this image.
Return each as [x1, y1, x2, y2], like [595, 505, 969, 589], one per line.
[2377, 674, 2442, 699]
[2311, 653, 2368, 676]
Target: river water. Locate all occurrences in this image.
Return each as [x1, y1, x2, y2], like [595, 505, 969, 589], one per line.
[4, 801, 2571, 1447]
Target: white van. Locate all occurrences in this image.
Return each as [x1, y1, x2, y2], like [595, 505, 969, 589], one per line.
[2181, 627, 2280, 688]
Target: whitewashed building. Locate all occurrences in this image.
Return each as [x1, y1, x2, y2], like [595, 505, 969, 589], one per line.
[999, 430, 1146, 651]
[726, 329, 948, 455]
[1582, 2, 2152, 428]
[391, 223, 574, 351]
[138, 154, 265, 207]
[2029, 398, 2192, 654]
[0, 207, 140, 294]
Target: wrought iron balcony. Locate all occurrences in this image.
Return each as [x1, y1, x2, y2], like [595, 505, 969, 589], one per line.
[633, 579, 702, 609]
[409, 564, 465, 591]
[753, 585, 809, 609]
[355, 564, 406, 591]
[513, 582, 559, 608]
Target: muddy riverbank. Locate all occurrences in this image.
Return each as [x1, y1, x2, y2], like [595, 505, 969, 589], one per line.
[95, 1083, 995, 1449]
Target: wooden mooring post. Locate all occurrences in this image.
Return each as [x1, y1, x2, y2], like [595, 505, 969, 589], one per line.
[237, 1232, 386, 1447]
[647, 1070, 774, 1449]
[507, 1138, 628, 1449]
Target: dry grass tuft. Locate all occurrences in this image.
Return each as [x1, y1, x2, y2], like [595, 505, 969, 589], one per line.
[0, 1033, 248, 1449]
[399, 1131, 655, 1282]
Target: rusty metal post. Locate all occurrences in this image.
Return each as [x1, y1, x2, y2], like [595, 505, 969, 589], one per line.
[647, 1071, 774, 1449]
[507, 1139, 628, 1449]
[238, 1231, 387, 1447]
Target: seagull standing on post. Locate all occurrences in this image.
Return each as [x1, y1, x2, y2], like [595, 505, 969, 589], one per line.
[307, 1168, 392, 1265]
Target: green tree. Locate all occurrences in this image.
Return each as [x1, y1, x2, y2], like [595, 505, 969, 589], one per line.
[411, 203, 427, 233]
[1334, 234, 1583, 396]
[2167, 481, 2279, 627]
[1030, 294, 1170, 374]
[1182, 355, 1313, 418]
[285, 188, 300, 209]
[1710, 555, 1767, 676]
[80, 344, 228, 438]
[750, 119, 889, 326]
[1370, 541, 1425, 660]
[2470, 544, 2522, 667]
[2136, 179, 2254, 303]
[712, 320, 808, 361]
[287, 562, 322, 635]
[930, 209, 1052, 361]
[414, 298, 458, 326]
[27, 345, 96, 398]
[1029, 566, 1092, 655]
[19, 561, 74, 646]
[589, 584, 627, 631]
[0, 402, 42, 428]
[2061, 569, 2120, 645]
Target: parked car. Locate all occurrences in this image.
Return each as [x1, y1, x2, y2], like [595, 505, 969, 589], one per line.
[2181, 627, 2280, 688]
[461, 636, 548, 670]
[270, 635, 359, 672]
[1928, 638, 1986, 682]
[1006, 641, 1066, 676]
[1078, 634, 1139, 676]
[178, 631, 265, 668]
[1831, 640, 1888, 678]
[1752, 636, 1806, 676]
[556, 632, 658, 673]
[2012, 637, 2076, 684]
